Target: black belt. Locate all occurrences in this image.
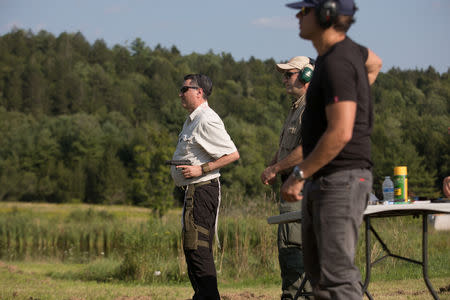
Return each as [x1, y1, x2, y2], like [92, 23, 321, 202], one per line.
[182, 178, 218, 190]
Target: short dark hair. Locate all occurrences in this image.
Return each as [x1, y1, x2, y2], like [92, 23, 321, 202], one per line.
[333, 15, 356, 32]
[184, 74, 213, 100]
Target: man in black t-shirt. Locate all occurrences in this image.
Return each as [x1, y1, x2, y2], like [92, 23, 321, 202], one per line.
[281, 0, 382, 299]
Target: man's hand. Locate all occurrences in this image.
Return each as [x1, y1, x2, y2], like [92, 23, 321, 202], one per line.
[177, 165, 203, 178]
[281, 174, 304, 202]
[261, 166, 277, 185]
[444, 176, 450, 198]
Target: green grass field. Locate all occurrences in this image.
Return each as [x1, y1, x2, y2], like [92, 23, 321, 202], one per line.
[0, 201, 449, 300]
[1, 260, 449, 300]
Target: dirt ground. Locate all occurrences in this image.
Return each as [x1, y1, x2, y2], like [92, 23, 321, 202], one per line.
[114, 293, 275, 300]
[2, 261, 450, 300]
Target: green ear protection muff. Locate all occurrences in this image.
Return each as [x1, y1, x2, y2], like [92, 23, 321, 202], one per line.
[299, 66, 314, 84]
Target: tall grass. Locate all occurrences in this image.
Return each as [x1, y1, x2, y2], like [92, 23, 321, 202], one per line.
[356, 214, 450, 281]
[1, 198, 449, 286]
[0, 207, 124, 262]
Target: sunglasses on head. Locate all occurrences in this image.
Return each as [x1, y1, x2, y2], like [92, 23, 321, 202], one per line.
[284, 71, 300, 79]
[180, 86, 200, 94]
[299, 7, 312, 17]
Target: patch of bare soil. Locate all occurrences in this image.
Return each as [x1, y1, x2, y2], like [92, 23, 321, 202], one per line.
[383, 289, 427, 297]
[382, 286, 450, 298]
[114, 297, 153, 300]
[114, 294, 275, 300]
[440, 284, 450, 292]
[221, 292, 274, 300]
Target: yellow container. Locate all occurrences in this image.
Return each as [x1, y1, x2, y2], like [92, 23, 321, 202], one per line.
[394, 166, 408, 202]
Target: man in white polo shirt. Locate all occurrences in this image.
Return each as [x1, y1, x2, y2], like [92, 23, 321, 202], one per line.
[171, 74, 239, 300]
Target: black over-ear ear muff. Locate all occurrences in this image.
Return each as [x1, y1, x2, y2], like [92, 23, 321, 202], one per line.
[317, 0, 338, 28]
[299, 66, 313, 84]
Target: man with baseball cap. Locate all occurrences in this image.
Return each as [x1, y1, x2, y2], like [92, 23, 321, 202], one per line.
[261, 56, 314, 299]
[281, 0, 382, 299]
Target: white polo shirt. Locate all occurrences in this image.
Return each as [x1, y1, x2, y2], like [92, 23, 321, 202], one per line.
[171, 102, 237, 187]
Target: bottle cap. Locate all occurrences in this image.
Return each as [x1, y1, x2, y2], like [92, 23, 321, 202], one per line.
[394, 166, 407, 176]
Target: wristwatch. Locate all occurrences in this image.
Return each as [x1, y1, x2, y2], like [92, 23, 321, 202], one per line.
[292, 166, 305, 181]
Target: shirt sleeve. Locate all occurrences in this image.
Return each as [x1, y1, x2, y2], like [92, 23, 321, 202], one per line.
[195, 117, 237, 160]
[321, 41, 369, 106]
[321, 56, 358, 105]
[359, 44, 369, 62]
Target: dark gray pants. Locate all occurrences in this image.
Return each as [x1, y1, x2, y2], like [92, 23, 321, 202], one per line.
[278, 185, 305, 299]
[302, 169, 372, 300]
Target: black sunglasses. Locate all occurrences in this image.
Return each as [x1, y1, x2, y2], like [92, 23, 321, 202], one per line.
[180, 86, 200, 94]
[299, 7, 312, 17]
[284, 71, 300, 79]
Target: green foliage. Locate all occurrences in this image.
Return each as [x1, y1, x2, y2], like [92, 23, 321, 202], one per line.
[371, 71, 449, 198]
[0, 28, 449, 211]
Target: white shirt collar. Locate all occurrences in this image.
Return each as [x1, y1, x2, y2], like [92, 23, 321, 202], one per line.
[189, 101, 208, 121]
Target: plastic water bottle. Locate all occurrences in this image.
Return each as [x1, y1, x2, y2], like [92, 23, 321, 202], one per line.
[382, 176, 394, 204]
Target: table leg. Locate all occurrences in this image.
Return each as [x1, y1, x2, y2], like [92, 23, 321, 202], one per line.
[422, 213, 440, 300]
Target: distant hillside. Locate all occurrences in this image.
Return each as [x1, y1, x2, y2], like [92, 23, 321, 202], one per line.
[0, 29, 449, 211]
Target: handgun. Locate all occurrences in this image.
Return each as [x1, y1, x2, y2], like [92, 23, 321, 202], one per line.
[165, 160, 192, 166]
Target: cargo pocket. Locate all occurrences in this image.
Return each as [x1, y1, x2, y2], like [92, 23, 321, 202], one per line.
[279, 222, 302, 249]
[183, 187, 210, 250]
[183, 192, 198, 250]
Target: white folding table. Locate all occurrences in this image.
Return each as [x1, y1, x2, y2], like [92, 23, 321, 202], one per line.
[268, 202, 450, 300]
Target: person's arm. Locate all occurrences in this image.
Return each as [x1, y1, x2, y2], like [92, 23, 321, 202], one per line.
[205, 151, 240, 172]
[281, 101, 356, 202]
[261, 151, 279, 185]
[444, 176, 450, 198]
[178, 151, 240, 178]
[261, 146, 303, 185]
[269, 151, 278, 166]
[366, 48, 382, 85]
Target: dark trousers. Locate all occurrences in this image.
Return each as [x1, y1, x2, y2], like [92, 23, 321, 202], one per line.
[183, 181, 220, 300]
[279, 176, 305, 299]
[302, 169, 372, 300]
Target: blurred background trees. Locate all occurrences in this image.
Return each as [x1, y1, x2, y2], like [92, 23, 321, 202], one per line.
[0, 29, 449, 213]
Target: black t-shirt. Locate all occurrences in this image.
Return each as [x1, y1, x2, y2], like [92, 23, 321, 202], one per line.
[301, 37, 372, 177]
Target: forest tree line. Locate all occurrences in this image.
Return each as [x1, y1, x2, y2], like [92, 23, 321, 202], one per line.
[0, 29, 449, 213]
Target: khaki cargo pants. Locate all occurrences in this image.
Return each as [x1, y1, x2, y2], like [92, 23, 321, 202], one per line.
[278, 197, 308, 299]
